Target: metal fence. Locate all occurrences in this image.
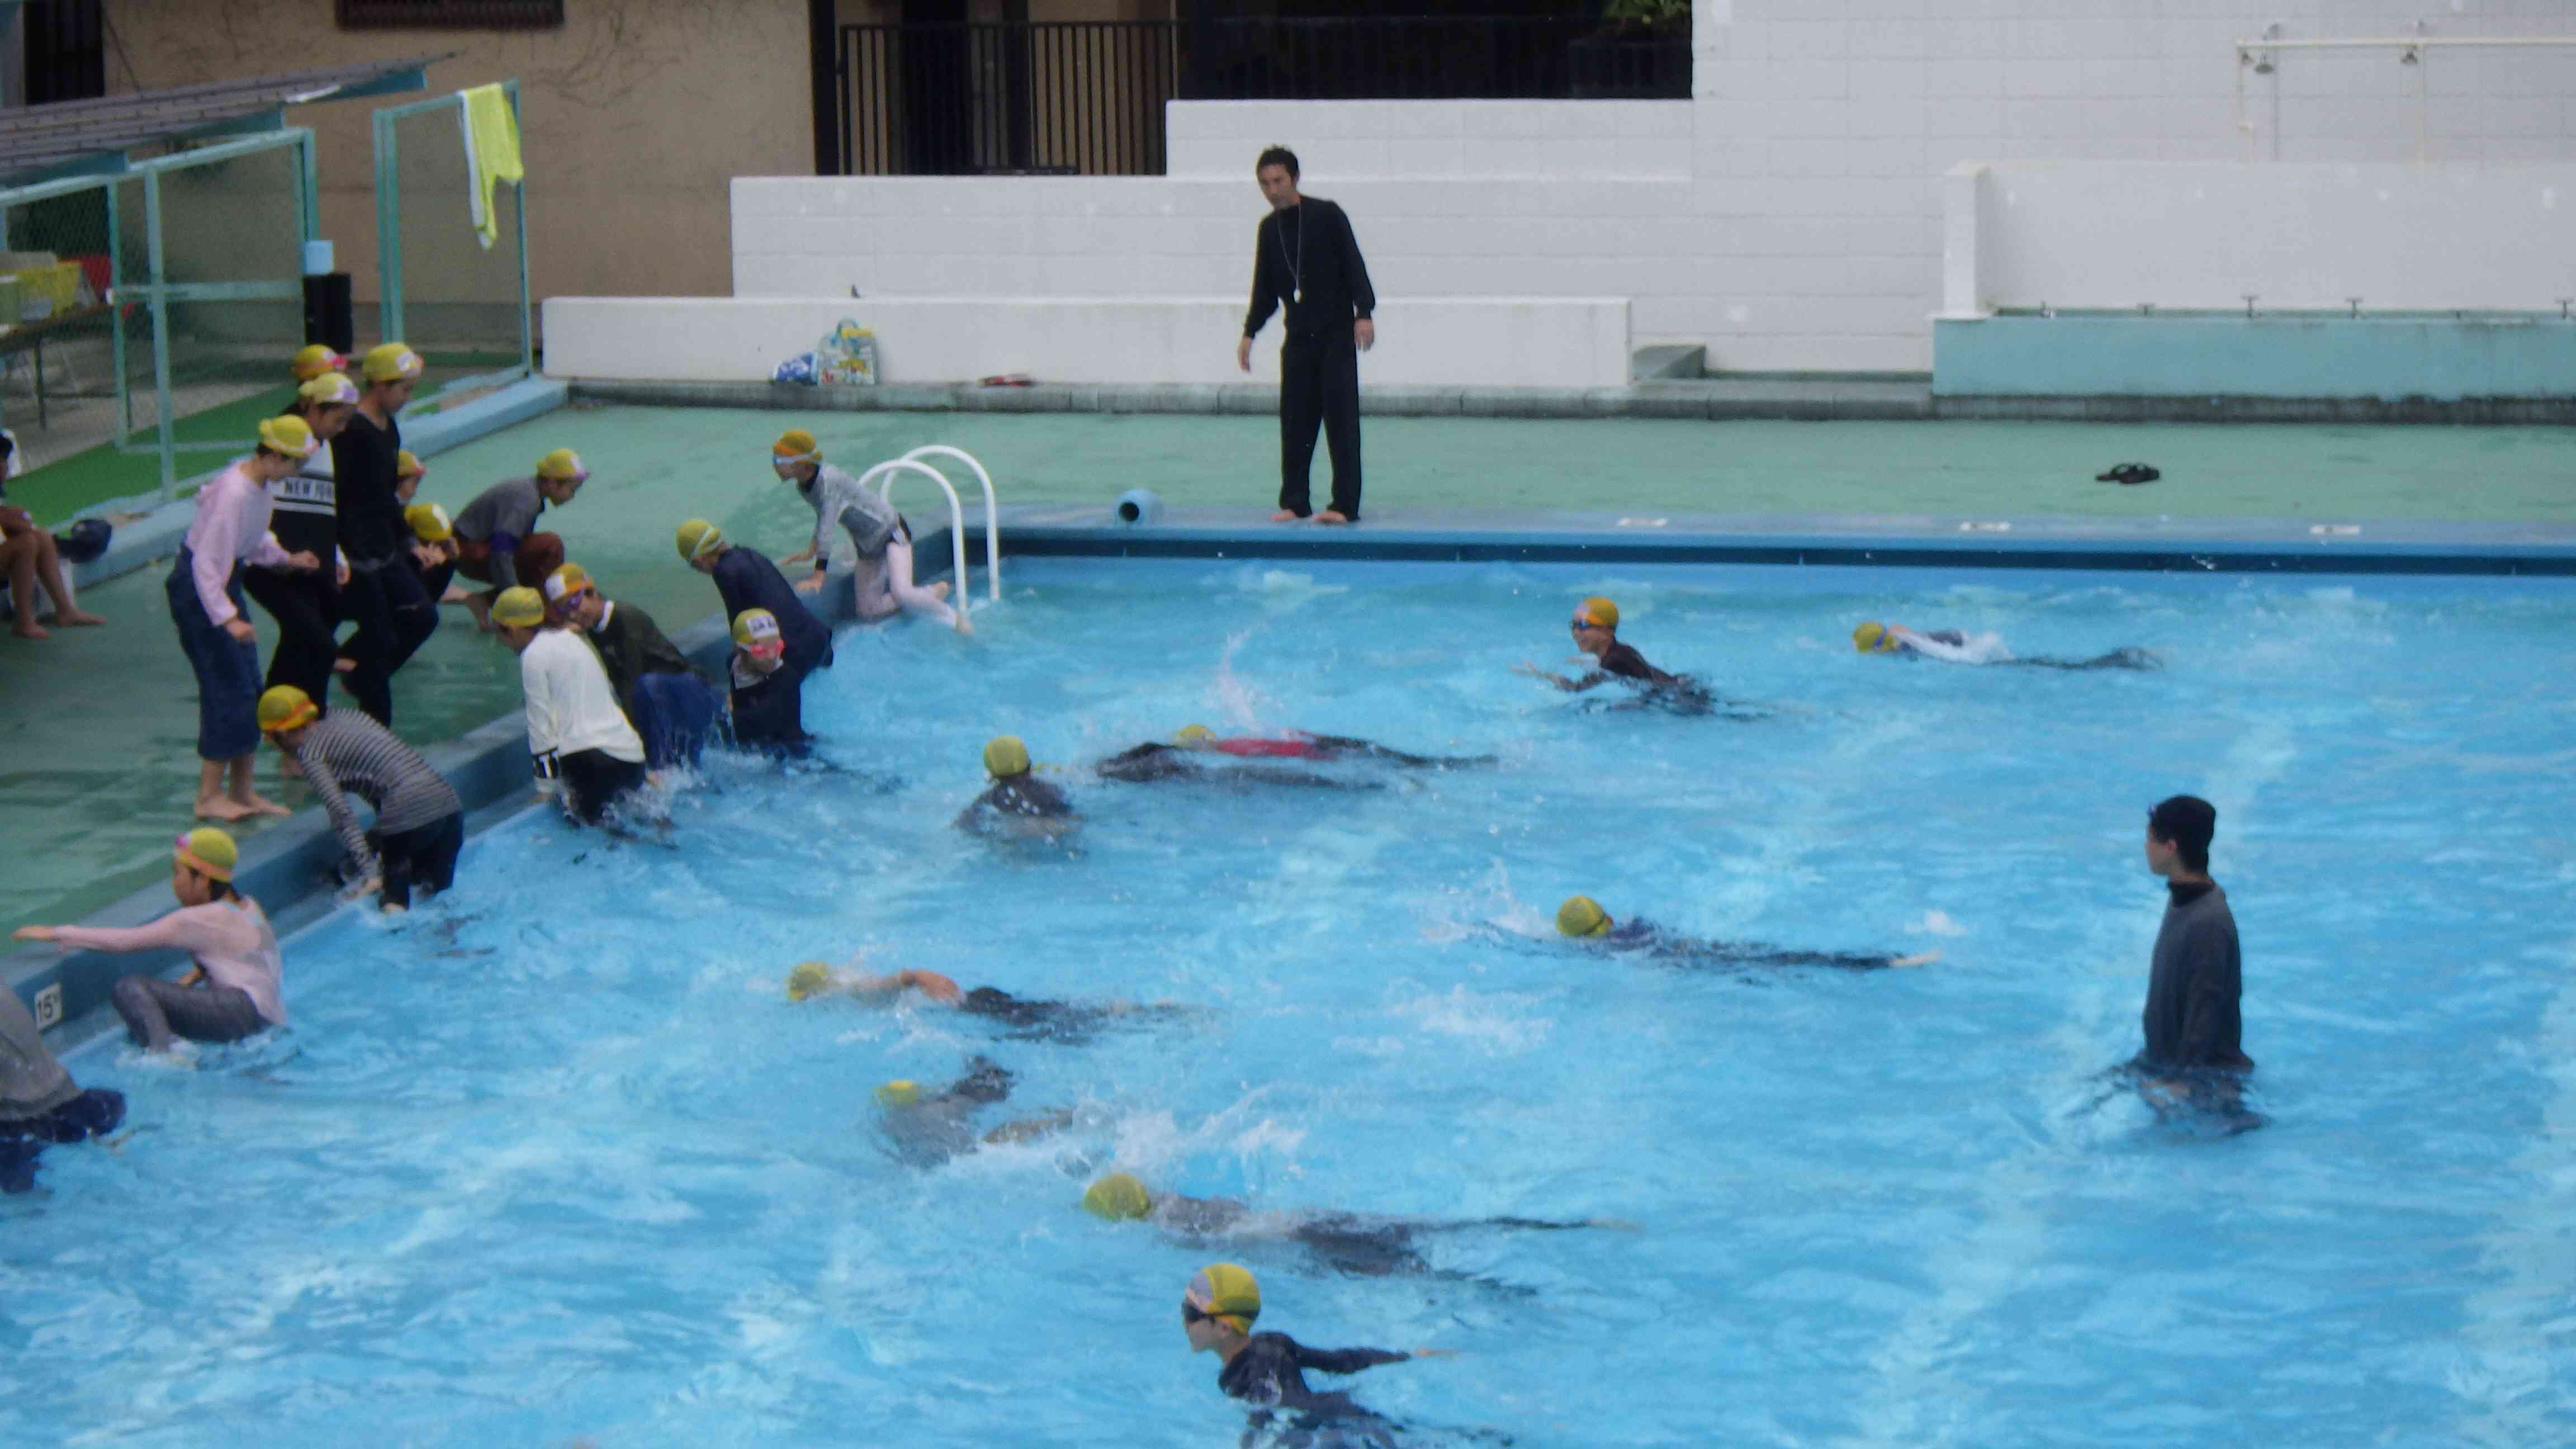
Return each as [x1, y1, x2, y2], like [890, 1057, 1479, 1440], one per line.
[373, 82, 534, 393]
[835, 16, 1690, 177]
[0, 129, 316, 498]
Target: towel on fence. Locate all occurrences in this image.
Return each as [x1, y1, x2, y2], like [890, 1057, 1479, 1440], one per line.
[457, 84, 524, 250]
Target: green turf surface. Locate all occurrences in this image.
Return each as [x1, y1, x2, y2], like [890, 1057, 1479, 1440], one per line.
[7, 385, 299, 524]
[5, 401, 2572, 937]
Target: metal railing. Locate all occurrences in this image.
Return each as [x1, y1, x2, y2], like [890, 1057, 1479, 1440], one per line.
[834, 16, 1690, 177]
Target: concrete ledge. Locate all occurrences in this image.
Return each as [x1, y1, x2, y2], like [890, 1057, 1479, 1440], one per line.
[541, 294, 1633, 390]
[1934, 314, 2576, 405]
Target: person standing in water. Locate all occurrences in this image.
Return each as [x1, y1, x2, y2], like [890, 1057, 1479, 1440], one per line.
[1238, 146, 1375, 526]
[2132, 794, 2253, 1112]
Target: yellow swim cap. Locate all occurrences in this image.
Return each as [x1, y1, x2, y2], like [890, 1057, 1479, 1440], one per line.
[1173, 724, 1216, 745]
[256, 414, 319, 459]
[256, 685, 319, 734]
[542, 561, 593, 605]
[1853, 621, 1893, 654]
[1556, 894, 1612, 938]
[361, 342, 423, 383]
[1083, 1172, 1153, 1221]
[785, 961, 831, 1001]
[875, 1079, 921, 1107]
[731, 608, 782, 650]
[675, 518, 723, 561]
[983, 735, 1031, 778]
[490, 586, 547, 628]
[405, 502, 452, 543]
[174, 826, 238, 882]
[296, 372, 359, 408]
[1186, 1263, 1261, 1333]
[535, 447, 588, 482]
[289, 344, 347, 381]
[773, 428, 820, 462]
[395, 449, 426, 480]
[1575, 596, 1618, 629]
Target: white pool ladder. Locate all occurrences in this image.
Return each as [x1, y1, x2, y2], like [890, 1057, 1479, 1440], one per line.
[852, 444, 1001, 610]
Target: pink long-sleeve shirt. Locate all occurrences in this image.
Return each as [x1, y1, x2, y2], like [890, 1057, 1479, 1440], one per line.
[51, 898, 286, 1026]
[182, 461, 295, 624]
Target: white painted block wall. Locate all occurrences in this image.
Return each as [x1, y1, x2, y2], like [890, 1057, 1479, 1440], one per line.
[1949, 163, 2576, 315]
[542, 296, 1632, 390]
[570, 0, 2576, 383]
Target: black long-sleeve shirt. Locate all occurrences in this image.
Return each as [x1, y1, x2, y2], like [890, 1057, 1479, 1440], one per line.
[1218, 1332, 1408, 1411]
[331, 410, 406, 562]
[711, 546, 832, 679]
[585, 600, 713, 719]
[2137, 879, 2253, 1074]
[1244, 197, 1376, 340]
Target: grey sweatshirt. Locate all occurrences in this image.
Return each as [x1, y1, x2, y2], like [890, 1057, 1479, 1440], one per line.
[2137, 879, 2253, 1074]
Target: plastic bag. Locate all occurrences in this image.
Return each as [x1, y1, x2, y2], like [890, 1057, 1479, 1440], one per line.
[814, 319, 878, 387]
[773, 352, 817, 385]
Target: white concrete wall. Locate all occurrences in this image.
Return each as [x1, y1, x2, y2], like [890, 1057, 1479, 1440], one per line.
[542, 296, 1632, 389]
[565, 0, 2576, 382]
[1163, 100, 1695, 179]
[1947, 162, 2576, 316]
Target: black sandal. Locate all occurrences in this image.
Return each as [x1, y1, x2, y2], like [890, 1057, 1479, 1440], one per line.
[2094, 463, 2160, 485]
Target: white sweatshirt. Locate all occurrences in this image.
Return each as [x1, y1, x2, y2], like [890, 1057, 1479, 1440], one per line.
[519, 627, 644, 788]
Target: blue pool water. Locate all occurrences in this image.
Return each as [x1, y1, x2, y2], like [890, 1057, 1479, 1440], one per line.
[8, 557, 2575, 1447]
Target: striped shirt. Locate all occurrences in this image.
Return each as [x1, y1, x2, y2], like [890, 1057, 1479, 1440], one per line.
[286, 711, 463, 878]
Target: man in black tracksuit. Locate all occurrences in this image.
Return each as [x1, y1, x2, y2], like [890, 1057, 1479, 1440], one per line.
[1238, 145, 1376, 525]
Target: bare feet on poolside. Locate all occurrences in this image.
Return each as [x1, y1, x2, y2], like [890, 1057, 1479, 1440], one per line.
[232, 791, 292, 818]
[1270, 509, 1303, 523]
[48, 610, 106, 627]
[461, 592, 495, 633]
[196, 794, 257, 821]
[1314, 510, 1351, 526]
[953, 610, 974, 637]
[11, 620, 48, 640]
[929, 580, 952, 602]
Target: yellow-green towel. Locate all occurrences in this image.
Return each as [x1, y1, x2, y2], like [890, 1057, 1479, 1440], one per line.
[458, 84, 523, 250]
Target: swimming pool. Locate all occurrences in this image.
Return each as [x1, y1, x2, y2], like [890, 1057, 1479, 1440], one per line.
[8, 556, 2574, 1446]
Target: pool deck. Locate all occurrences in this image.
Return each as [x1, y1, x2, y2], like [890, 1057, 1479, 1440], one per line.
[7, 392, 2574, 1050]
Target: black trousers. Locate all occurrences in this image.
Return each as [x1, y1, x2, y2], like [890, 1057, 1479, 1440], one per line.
[1278, 331, 1362, 520]
[560, 749, 646, 826]
[338, 555, 438, 727]
[375, 809, 464, 909]
[241, 565, 341, 712]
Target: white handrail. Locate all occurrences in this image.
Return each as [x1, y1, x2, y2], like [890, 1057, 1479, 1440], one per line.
[901, 445, 1001, 603]
[854, 458, 970, 614]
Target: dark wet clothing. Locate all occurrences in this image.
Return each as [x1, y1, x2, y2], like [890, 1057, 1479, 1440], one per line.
[956, 986, 1187, 1044]
[2135, 880, 2252, 1077]
[1220, 1332, 1408, 1414]
[1157, 1195, 1592, 1278]
[1562, 641, 1717, 714]
[1607, 917, 1906, 971]
[959, 775, 1073, 831]
[1095, 744, 1374, 789]
[879, 1058, 1016, 1168]
[711, 547, 832, 679]
[2005, 646, 2161, 672]
[727, 655, 811, 756]
[1588, 641, 1675, 688]
[0, 1087, 126, 1195]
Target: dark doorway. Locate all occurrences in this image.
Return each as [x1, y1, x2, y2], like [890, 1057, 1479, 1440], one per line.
[23, 0, 107, 105]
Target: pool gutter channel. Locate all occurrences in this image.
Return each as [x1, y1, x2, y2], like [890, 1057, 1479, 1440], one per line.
[15, 502, 2575, 1055]
[561, 376, 2576, 427]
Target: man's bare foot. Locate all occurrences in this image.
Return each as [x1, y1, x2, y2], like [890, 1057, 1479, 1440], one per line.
[461, 593, 494, 632]
[11, 621, 48, 640]
[197, 795, 256, 821]
[50, 610, 106, 627]
[1270, 509, 1304, 523]
[232, 792, 292, 817]
[439, 583, 470, 603]
[928, 580, 952, 602]
[1314, 510, 1351, 525]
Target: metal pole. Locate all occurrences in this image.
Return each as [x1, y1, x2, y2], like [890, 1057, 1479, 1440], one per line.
[508, 81, 531, 376]
[143, 169, 176, 498]
[108, 177, 130, 443]
[295, 129, 320, 245]
[374, 105, 402, 343]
